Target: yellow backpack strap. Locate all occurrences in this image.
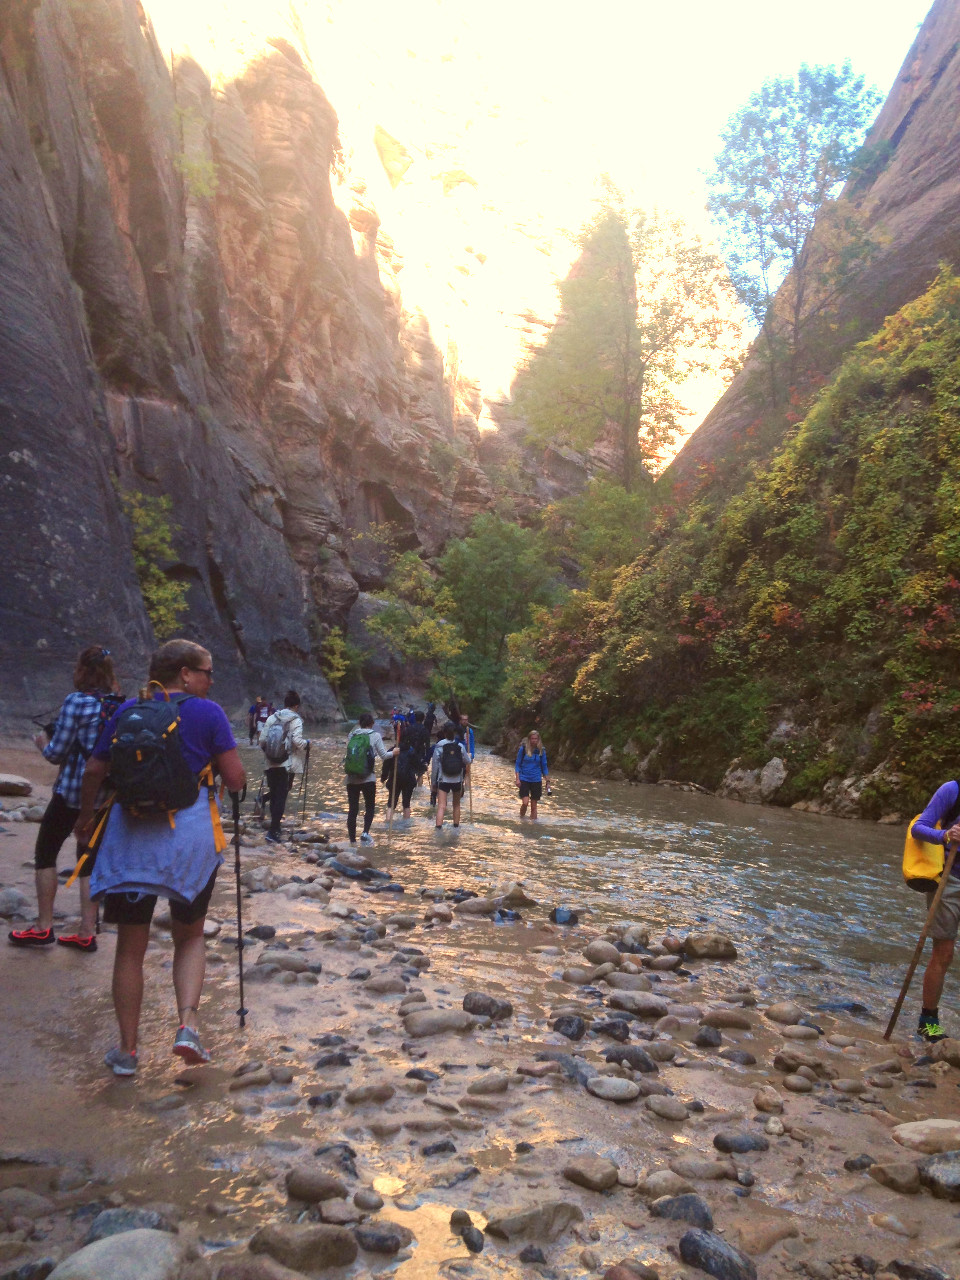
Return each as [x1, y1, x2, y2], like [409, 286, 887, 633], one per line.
[66, 794, 116, 888]
[201, 763, 227, 854]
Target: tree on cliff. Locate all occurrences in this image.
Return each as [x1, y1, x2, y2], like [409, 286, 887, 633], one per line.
[707, 61, 882, 402]
[514, 188, 740, 489]
[366, 552, 466, 675]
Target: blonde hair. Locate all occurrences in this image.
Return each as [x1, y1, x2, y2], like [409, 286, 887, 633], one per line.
[522, 731, 544, 757]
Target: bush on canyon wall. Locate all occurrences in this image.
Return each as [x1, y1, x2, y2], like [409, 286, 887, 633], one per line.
[119, 490, 188, 642]
[504, 270, 960, 814]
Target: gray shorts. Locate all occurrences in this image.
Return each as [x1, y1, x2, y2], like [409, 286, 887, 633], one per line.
[927, 874, 960, 942]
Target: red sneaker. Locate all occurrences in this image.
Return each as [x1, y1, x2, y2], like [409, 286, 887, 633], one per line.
[56, 933, 98, 952]
[8, 926, 56, 947]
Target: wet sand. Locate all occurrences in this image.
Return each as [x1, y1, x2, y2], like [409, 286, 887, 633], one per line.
[1, 743, 959, 1280]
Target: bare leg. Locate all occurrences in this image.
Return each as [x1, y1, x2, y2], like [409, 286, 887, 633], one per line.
[77, 875, 97, 936]
[922, 938, 955, 1009]
[35, 867, 58, 931]
[519, 799, 528, 818]
[402, 806, 411, 818]
[113, 923, 150, 1053]
[171, 917, 207, 1030]
[436, 791, 448, 828]
[452, 793, 461, 825]
[530, 797, 538, 820]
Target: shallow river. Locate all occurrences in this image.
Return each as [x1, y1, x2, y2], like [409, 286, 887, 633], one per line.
[295, 729, 946, 1026]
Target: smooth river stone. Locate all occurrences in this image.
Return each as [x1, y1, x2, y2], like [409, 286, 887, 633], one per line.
[563, 1156, 620, 1192]
[402, 1009, 473, 1038]
[780, 1024, 819, 1040]
[753, 1085, 783, 1114]
[701, 1008, 753, 1031]
[868, 1163, 921, 1195]
[765, 1001, 805, 1025]
[646, 1095, 689, 1122]
[831, 1079, 865, 1095]
[682, 933, 738, 960]
[893, 1119, 960, 1154]
[584, 940, 623, 966]
[608, 992, 669, 1018]
[782, 1073, 814, 1094]
[604, 972, 653, 992]
[586, 1077, 640, 1103]
[638, 1170, 694, 1198]
[670, 1157, 736, 1181]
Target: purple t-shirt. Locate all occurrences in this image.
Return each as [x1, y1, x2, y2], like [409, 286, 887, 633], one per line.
[93, 693, 236, 776]
[911, 780, 960, 879]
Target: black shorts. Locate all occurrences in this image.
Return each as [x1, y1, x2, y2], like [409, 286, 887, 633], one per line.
[438, 780, 463, 795]
[519, 780, 543, 801]
[102, 869, 218, 927]
[34, 792, 85, 872]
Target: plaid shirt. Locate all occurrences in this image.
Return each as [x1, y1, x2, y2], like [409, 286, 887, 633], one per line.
[42, 692, 109, 808]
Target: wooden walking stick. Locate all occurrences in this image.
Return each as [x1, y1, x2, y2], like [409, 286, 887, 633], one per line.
[884, 842, 957, 1040]
[467, 765, 473, 823]
[386, 752, 399, 849]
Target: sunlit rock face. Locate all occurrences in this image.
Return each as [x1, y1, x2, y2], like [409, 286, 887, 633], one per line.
[668, 0, 960, 490]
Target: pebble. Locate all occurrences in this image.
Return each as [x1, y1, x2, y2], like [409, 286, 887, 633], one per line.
[461, 1224, 484, 1253]
[354, 1189, 384, 1211]
[605, 1045, 658, 1073]
[867, 1163, 921, 1195]
[650, 1192, 713, 1230]
[783, 1073, 814, 1094]
[403, 1009, 473, 1038]
[646, 1095, 688, 1121]
[678, 1227, 756, 1280]
[694, 1025, 723, 1049]
[586, 1077, 640, 1103]
[753, 1085, 783, 1114]
[584, 940, 623, 966]
[553, 1015, 587, 1041]
[563, 1156, 620, 1192]
[519, 1244, 548, 1264]
[285, 1168, 347, 1203]
[639, 1170, 694, 1198]
[701, 1009, 752, 1031]
[781, 1024, 819, 1040]
[463, 993, 513, 1021]
[466, 1073, 510, 1095]
[713, 1130, 768, 1155]
[683, 933, 738, 960]
[765, 1001, 805, 1024]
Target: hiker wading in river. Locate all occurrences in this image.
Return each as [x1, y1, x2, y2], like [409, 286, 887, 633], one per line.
[515, 730, 549, 820]
[343, 713, 396, 846]
[75, 639, 245, 1076]
[909, 780, 960, 1043]
[431, 721, 470, 830]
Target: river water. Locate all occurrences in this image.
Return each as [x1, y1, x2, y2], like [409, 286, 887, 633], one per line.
[296, 730, 948, 1026]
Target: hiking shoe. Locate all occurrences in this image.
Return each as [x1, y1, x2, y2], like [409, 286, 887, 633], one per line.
[264, 832, 282, 844]
[918, 1015, 947, 1044]
[8, 926, 56, 947]
[104, 1046, 138, 1076]
[360, 832, 375, 846]
[173, 1025, 211, 1065]
[57, 933, 98, 952]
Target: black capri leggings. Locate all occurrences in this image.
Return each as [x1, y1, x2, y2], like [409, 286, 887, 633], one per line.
[346, 782, 376, 841]
[34, 792, 87, 874]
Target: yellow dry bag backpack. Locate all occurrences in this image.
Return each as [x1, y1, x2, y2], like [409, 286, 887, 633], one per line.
[902, 784, 959, 891]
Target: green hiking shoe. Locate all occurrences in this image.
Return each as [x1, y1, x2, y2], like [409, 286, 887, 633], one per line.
[918, 1014, 947, 1044]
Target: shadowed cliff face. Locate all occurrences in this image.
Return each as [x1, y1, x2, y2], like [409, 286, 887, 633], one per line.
[667, 0, 960, 492]
[0, 0, 492, 724]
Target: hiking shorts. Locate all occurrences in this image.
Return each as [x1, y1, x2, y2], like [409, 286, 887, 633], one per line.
[103, 869, 218, 927]
[927, 874, 960, 942]
[518, 779, 543, 801]
[438, 780, 463, 795]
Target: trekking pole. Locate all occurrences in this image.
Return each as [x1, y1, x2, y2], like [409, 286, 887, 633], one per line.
[468, 766, 473, 823]
[231, 790, 248, 1030]
[300, 741, 311, 822]
[884, 842, 957, 1040]
[387, 755, 398, 849]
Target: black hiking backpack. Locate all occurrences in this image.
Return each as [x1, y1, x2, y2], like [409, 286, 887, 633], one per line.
[440, 740, 464, 778]
[76, 691, 124, 760]
[109, 688, 199, 815]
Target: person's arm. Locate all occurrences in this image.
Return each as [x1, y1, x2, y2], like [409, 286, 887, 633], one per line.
[371, 731, 398, 761]
[515, 745, 523, 783]
[431, 746, 440, 790]
[289, 714, 307, 751]
[541, 749, 549, 778]
[462, 743, 471, 776]
[74, 756, 108, 841]
[912, 782, 960, 844]
[215, 747, 246, 793]
[41, 698, 78, 765]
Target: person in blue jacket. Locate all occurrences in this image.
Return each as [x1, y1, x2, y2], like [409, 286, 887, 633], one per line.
[910, 781, 960, 1043]
[456, 713, 475, 761]
[515, 730, 549, 820]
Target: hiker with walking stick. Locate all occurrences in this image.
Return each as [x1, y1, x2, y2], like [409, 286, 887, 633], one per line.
[890, 781, 960, 1044]
[259, 690, 309, 844]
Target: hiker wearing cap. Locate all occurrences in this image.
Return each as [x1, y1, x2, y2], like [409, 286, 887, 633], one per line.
[75, 639, 245, 1076]
[431, 721, 470, 829]
[908, 782, 960, 1043]
[9, 646, 122, 953]
[259, 691, 309, 844]
[515, 730, 549, 820]
[343, 712, 397, 846]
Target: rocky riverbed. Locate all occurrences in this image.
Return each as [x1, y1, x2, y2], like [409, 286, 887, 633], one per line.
[1, 749, 960, 1280]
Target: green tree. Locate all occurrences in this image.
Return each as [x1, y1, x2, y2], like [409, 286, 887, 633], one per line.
[319, 626, 364, 712]
[366, 551, 466, 671]
[119, 490, 188, 641]
[542, 477, 654, 599]
[439, 514, 561, 665]
[707, 62, 881, 399]
[515, 187, 739, 488]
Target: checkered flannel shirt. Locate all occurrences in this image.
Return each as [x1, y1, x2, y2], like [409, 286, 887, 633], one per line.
[42, 692, 108, 808]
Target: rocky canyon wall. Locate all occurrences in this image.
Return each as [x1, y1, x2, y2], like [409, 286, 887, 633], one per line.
[0, 0, 500, 726]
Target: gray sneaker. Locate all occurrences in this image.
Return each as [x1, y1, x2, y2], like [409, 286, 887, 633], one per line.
[360, 832, 375, 846]
[173, 1025, 211, 1065]
[104, 1046, 138, 1076]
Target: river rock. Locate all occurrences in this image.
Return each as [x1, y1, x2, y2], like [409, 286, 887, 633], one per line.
[553, 1015, 586, 1041]
[650, 1193, 713, 1230]
[257, 950, 309, 974]
[463, 993, 513, 1021]
[0, 775, 31, 799]
[782, 1073, 814, 1094]
[586, 1077, 640, 1103]
[364, 974, 407, 995]
[216, 1259, 307, 1280]
[467, 1072, 510, 1095]
[918, 1148, 960, 1200]
[354, 1189, 384, 1212]
[229, 1069, 273, 1091]
[694, 1026, 723, 1049]
[670, 1157, 736, 1181]
[485, 1200, 584, 1241]
[594, 1018, 631, 1041]
[250, 1223, 358, 1269]
[0, 1188, 55, 1220]
[765, 1001, 805, 1024]
[604, 1046, 658, 1073]
[453, 897, 499, 915]
[702, 1009, 752, 1030]
[780, 1024, 819, 1040]
[774, 1048, 823, 1074]
[83, 1207, 173, 1242]
[679, 1228, 756, 1280]
[720, 1049, 757, 1066]
[893, 1119, 960, 1154]
[604, 972, 653, 992]
[608, 992, 669, 1018]
[646, 1095, 688, 1121]
[0, 889, 30, 919]
[402, 1009, 473, 1038]
[753, 1086, 783, 1114]
[683, 933, 738, 961]
[344, 1082, 395, 1104]
[47, 1229, 187, 1280]
[353, 1223, 411, 1254]
[764, 1117, 785, 1137]
[831, 1079, 865, 1095]
[563, 1156, 620, 1192]
[584, 940, 622, 966]
[638, 1170, 694, 1198]
[868, 1163, 921, 1195]
[713, 1131, 769, 1155]
[320, 1200, 361, 1225]
[285, 1168, 347, 1202]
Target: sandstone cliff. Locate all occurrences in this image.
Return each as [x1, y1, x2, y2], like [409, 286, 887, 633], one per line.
[667, 0, 960, 490]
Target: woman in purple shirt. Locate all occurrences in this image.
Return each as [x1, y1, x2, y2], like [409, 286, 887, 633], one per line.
[910, 780, 960, 1043]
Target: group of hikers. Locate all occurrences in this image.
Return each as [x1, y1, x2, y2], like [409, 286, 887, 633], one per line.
[6, 637, 953, 1083]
